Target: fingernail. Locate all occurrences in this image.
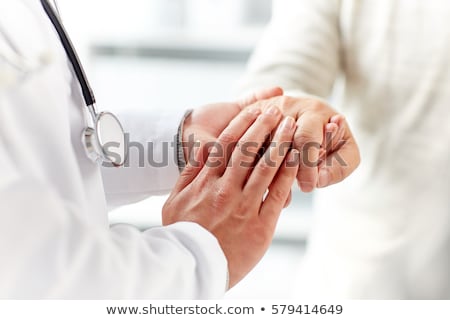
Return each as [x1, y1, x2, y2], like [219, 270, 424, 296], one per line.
[247, 107, 261, 115]
[265, 105, 280, 115]
[298, 181, 315, 193]
[318, 169, 330, 188]
[280, 116, 296, 132]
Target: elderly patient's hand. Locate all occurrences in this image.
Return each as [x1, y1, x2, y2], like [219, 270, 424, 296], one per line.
[184, 90, 360, 193]
[163, 105, 298, 289]
[252, 96, 360, 192]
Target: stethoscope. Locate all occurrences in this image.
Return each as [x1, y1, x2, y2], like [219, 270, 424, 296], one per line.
[40, 0, 126, 167]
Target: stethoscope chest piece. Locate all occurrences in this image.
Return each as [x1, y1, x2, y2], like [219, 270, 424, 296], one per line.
[83, 111, 126, 167]
[41, 0, 127, 167]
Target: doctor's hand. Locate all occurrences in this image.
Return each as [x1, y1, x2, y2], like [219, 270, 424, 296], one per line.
[163, 106, 299, 289]
[181, 87, 294, 206]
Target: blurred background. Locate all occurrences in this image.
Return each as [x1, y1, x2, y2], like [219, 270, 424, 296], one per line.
[57, 0, 311, 299]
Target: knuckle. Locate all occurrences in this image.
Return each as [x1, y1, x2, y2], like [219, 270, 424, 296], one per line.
[218, 132, 238, 146]
[295, 129, 320, 146]
[258, 113, 278, 127]
[269, 186, 287, 203]
[240, 109, 258, 122]
[179, 166, 196, 180]
[212, 186, 231, 210]
[257, 159, 274, 175]
[184, 168, 209, 189]
[237, 193, 254, 213]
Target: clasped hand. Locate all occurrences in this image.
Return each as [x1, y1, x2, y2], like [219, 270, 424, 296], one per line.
[163, 87, 360, 289]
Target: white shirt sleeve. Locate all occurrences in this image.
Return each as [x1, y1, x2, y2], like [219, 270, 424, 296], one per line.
[100, 109, 186, 209]
[238, 0, 341, 99]
[0, 152, 227, 299]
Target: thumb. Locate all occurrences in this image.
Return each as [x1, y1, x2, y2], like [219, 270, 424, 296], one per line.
[172, 140, 206, 192]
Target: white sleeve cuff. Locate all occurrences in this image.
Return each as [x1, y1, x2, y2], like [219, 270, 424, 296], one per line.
[101, 109, 187, 208]
[144, 221, 229, 299]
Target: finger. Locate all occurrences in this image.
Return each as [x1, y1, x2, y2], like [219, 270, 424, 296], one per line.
[318, 148, 327, 165]
[236, 87, 284, 109]
[317, 125, 360, 188]
[283, 190, 292, 208]
[330, 114, 345, 126]
[324, 123, 339, 147]
[294, 113, 324, 192]
[331, 124, 346, 151]
[320, 123, 339, 162]
[244, 116, 296, 197]
[222, 106, 284, 186]
[259, 149, 299, 228]
[328, 114, 346, 151]
[172, 140, 207, 193]
[203, 107, 262, 177]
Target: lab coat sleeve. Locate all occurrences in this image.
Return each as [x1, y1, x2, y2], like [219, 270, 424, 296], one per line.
[101, 109, 186, 209]
[0, 156, 227, 298]
[237, 0, 341, 99]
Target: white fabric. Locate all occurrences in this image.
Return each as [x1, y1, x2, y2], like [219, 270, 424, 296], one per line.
[0, 0, 227, 299]
[239, 0, 450, 299]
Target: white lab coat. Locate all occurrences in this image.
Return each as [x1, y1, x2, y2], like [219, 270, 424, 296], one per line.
[0, 0, 227, 299]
